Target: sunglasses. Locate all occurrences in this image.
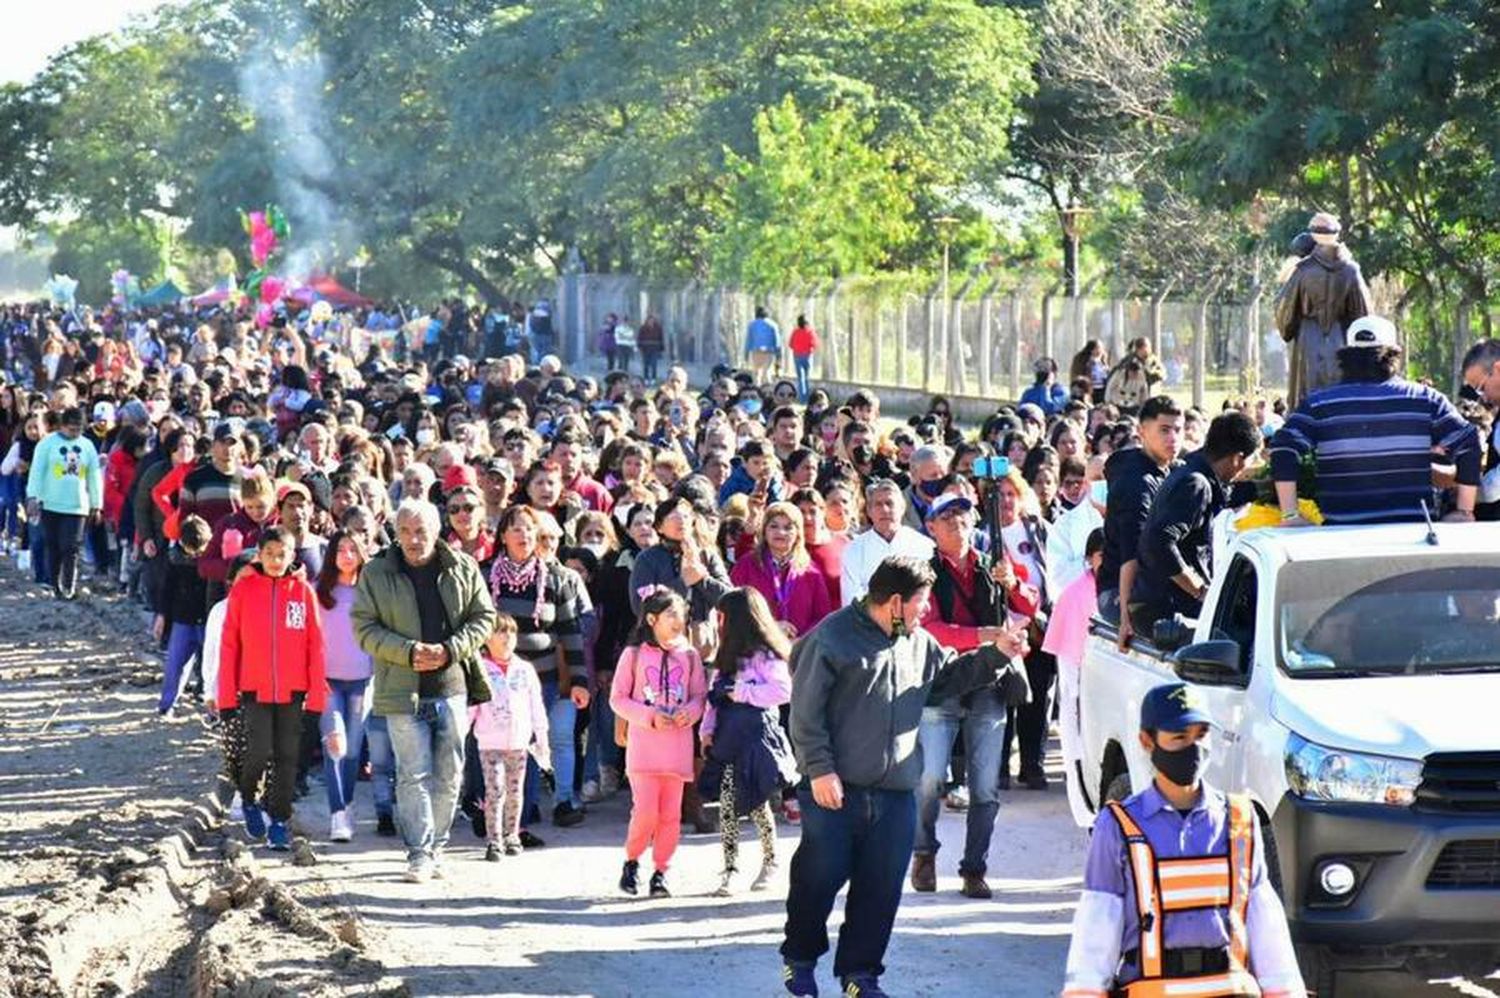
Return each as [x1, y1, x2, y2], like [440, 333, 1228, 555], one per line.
[447, 503, 478, 514]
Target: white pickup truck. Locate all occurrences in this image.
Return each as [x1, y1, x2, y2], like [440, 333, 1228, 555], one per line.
[1075, 521, 1500, 994]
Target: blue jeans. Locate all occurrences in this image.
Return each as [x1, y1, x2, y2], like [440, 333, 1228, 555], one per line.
[321, 678, 371, 815]
[42, 510, 85, 594]
[385, 694, 468, 862]
[159, 623, 205, 713]
[26, 520, 48, 583]
[524, 674, 578, 815]
[582, 686, 622, 783]
[794, 354, 812, 401]
[365, 714, 396, 819]
[781, 784, 916, 981]
[913, 686, 1007, 877]
[0, 474, 22, 540]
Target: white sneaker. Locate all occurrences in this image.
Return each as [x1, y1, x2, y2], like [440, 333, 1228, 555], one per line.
[228, 794, 245, 822]
[329, 810, 353, 842]
[714, 868, 736, 897]
[404, 858, 432, 883]
[945, 785, 970, 812]
[580, 779, 603, 803]
[751, 861, 778, 892]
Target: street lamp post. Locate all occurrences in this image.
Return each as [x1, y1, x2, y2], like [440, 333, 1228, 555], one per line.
[1061, 203, 1090, 299]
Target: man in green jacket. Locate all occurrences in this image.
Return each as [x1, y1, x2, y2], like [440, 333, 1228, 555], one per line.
[353, 498, 496, 882]
[26, 406, 103, 600]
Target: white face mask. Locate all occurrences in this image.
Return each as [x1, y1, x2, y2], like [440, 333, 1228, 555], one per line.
[415, 428, 436, 447]
[581, 542, 608, 561]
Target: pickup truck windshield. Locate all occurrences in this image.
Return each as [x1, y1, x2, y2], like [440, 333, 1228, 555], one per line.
[1279, 556, 1500, 677]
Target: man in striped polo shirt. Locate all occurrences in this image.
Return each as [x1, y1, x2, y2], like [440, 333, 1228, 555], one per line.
[1271, 315, 1479, 526]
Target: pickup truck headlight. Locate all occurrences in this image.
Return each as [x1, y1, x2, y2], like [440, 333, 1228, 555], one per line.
[1284, 733, 1422, 806]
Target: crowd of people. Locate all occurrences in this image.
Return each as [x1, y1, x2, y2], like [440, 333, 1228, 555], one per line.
[5, 212, 1490, 997]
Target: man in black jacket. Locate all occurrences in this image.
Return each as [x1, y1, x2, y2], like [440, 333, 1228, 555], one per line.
[1133, 412, 1261, 629]
[1098, 395, 1183, 646]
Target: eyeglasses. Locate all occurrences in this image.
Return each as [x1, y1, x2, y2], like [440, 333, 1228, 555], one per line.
[447, 504, 478, 514]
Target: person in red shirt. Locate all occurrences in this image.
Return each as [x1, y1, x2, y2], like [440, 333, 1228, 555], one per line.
[218, 525, 327, 850]
[912, 494, 1038, 900]
[549, 432, 613, 513]
[788, 314, 819, 402]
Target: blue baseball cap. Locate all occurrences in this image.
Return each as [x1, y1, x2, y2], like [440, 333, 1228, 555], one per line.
[1140, 683, 1213, 731]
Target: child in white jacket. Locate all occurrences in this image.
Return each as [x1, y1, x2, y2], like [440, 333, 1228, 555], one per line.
[468, 612, 550, 860]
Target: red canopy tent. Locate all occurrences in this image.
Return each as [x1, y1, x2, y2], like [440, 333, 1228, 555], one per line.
[287, 274, 373, 309]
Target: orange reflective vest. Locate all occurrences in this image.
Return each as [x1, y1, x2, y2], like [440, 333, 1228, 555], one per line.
[1104, 793, 1260, 998]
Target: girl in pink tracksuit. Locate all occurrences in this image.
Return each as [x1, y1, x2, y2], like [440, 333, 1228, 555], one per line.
[469, 613, 551, 861]
[610, 589, 706, 898]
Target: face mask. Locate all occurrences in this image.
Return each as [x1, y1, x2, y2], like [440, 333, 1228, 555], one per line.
[919, 479, 946, 498]
[581, 542, 608, 560]
[1151, 740, 1210, 788]
[147, 400, 168, 420]
[415, 428, 436, 447]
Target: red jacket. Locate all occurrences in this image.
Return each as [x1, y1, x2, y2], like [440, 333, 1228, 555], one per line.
[789, 324, 819, 357]
[217, 566, 327, 712]
[102, 449, 137, 528]
[151, 461, 194, 542]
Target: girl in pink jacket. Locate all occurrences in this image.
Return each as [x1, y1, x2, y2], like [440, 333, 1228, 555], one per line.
[609, 589, 706, 898]
[469, 612, 551, 861]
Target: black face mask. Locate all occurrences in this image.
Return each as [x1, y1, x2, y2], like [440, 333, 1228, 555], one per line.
[919, 478, 946, 498]
[1151, 740, 1209, 788]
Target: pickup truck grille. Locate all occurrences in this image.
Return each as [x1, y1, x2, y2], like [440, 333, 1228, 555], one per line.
[1426, 840, 1500, 889]
[1416, 753, 1500, 813]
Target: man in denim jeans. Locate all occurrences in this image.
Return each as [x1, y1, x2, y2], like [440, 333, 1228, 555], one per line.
[780, 556, 1028, 998]
[354, 500, 497, 882]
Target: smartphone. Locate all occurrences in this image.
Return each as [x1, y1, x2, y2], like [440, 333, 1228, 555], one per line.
[669, 405, 685, 427]
[972, 456, 1011, 479]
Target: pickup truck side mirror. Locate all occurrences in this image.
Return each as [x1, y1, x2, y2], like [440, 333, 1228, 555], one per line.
[1172, 640, 1247, 688]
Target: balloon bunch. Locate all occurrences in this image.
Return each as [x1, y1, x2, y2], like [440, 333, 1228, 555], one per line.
[44, 274, 78, 307]
[240, 204, 292, 328]
[110, 269, 139, 308]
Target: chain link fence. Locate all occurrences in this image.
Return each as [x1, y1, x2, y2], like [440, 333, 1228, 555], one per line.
[552, 273, 1291, 404]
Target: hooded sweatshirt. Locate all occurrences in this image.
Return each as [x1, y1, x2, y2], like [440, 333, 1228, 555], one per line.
[788, 602, 1006, 792]
[217, 565, 327, 712]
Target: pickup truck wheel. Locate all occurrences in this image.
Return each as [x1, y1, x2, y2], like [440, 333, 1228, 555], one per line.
[1295, 944, 1337, 997]
[1103, 773, 1132, 803]
[1258, 809, 1284, 898]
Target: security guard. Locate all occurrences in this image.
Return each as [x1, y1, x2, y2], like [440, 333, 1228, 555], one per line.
[1061, 683, 1306, 998]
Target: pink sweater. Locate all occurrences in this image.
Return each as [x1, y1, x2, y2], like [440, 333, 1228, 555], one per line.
[730, 551, 833, 639]
[468, 656, 550, 760]
[701, 650, 792, 739]
[609, 642, 706, 780]
[1042, 569, 1098, 668]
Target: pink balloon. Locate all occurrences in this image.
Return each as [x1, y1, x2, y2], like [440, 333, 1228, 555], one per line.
[220, 528, 244, 560]
[254, 303, 274, 329]
[259, 276, 286, 304]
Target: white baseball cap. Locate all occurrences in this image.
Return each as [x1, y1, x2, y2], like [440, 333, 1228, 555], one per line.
[1345, 316, 1398, 349]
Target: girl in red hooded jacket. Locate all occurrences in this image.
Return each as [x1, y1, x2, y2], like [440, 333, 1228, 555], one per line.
[217, 524, 326, 849]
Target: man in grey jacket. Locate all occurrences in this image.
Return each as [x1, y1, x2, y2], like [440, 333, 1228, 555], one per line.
[779, 556, 1029, 998]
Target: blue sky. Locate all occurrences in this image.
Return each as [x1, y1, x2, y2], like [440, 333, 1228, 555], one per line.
[6, 1, 172, 85]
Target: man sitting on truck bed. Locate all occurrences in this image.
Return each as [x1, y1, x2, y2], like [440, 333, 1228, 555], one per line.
[1132, 412, 1261, 632]
[1098, 395, 1184, 647]
[1274, 315, 1479, 526]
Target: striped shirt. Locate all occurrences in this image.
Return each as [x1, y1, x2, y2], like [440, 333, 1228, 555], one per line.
[490, 559, 590, 687]
[1270, 378, 1479, 524]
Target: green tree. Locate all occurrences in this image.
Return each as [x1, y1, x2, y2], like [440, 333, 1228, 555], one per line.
[708, 97, 914, 287]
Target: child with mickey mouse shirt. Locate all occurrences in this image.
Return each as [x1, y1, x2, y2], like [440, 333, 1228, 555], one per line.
[609, 588, 706, 898]
[217, 524, 326, 851]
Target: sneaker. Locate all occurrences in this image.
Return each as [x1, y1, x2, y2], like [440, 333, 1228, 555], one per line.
[329, 811, 353, 843]
[519, 829, 547, 849]
[1023, 769, 1050, 791]
[842, 976, 888, 997]
[782, 797, 802, 824]
[783, 963, 819, 997]
[470, 809, 487, 839]
[267, 820, 292, 851]
[503, 839, 522, 857]
[619, 859, 640, 896]
[484, 844, 502, 862]
[599, 768, 622, 798]
[228, 795, 245, 822]
[751, 861, 778, 892]
[580, 779, 603, 803]
[404, 858, 432, 883]
[648, 871, 670, 898]
[430, 859, 446, 880]
[944, 785, 970, 812]
[714, 867, 736, 897]
[552, 802, 585, 828]
[243, 804, 268, 842]
[376, 813, 397, 837]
